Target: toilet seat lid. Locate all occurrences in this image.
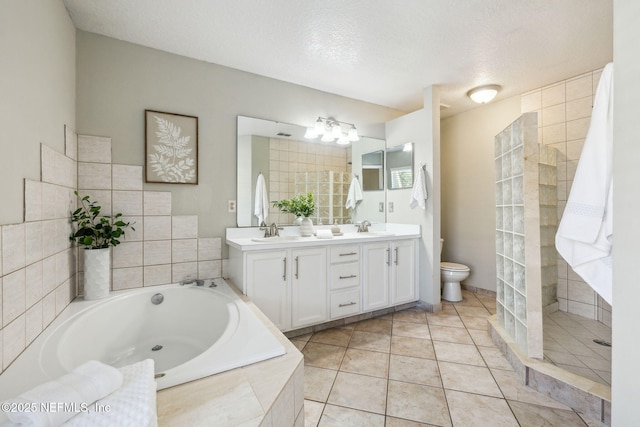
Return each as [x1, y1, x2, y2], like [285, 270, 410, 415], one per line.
[441, 262, 470, 271]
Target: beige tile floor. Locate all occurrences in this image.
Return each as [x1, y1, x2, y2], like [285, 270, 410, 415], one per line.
[543, 311, 612, 386]
[290, 290, 607, 427]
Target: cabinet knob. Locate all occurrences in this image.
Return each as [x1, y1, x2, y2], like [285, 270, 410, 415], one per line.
[339, 274, 357, 279]
[339, 302, 357, 307]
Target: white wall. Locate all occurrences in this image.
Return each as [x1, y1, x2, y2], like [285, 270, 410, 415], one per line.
[386, 87, 440, 306]
[611, 0, 640, 423]
[76, 31, 403, 249]
[440, 96, 521, 291]
[0, 0, 76, 225]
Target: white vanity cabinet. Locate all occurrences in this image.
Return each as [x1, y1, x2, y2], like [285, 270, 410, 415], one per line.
[244, 247, 326, 331]
[290, 247, 327, 328]
[245, 250, 290, 330]
[226, 224, 420, 332]
[328, 245, 362, 319]
[362, 239, 418, 311]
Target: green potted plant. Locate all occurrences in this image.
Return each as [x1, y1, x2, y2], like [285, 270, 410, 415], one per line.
[70, 192, 135, 300]
[272, 192, 316, 236]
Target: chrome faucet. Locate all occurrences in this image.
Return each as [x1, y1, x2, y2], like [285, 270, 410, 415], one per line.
[357, 220, 371, 233]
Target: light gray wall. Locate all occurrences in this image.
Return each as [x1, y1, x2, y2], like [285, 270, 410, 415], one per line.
[0, 0, 76, 225]
[76, 31, 403, 246]
[611, 0, 640, 423]
[386, 87, 440, 306]
[440, 96, 521, 291]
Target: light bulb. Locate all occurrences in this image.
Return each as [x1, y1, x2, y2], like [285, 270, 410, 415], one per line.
[321, 132, 334, 142]
[304, 127, 318, 139]
[348, 126, 359, 141]
[314, 117, 325, 135]
[336, 135, 350, 145]
[331, 122, 342, 138]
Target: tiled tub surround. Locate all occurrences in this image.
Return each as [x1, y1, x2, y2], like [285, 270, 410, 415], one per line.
[1, 127, 303, 425]
[521, 67, 611, 325]
[0, 278, 303, 427]
[495, 112, 557, 359]
[75, 135, 223, 294]
[295, 290, 604, 426]
[157, 290, 304, 426]
[0, 125, 79, 374]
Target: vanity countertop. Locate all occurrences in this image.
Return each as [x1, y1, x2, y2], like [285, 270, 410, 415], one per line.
[226, 223, 420, 251]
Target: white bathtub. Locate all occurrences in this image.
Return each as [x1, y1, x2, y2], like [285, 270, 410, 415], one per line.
[0, 278, 286, 400]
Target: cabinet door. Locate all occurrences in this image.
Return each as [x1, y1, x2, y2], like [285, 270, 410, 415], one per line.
[362, 242, 390, 310]
[391, 240, 417, 304]
[291, 247, 327, 328]
[246, 250, 290, 331]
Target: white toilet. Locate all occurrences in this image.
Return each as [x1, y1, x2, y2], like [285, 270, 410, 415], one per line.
[440, 238, 470, 302]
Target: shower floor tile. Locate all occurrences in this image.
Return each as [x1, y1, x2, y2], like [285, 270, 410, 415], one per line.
[544, 310, 611, 386]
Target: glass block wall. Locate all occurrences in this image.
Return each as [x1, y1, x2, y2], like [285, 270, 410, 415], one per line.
[295, 171, 351, 226]
[495, 112, 557, 359]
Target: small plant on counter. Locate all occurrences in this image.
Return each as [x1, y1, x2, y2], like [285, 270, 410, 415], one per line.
[70, 192, 135, 249]
[272, 192, 316, 218]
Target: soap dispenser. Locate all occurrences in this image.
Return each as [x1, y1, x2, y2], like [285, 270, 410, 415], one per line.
[331, 220, 341, 235]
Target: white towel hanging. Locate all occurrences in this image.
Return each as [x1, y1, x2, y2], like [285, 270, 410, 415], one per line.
[254, 172, 269, 225]
[556, 62, 613, 305]
[409, 163, 427, 209]
[345, 174, 364, 210]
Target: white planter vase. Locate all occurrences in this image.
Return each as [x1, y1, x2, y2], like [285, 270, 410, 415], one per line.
[83, 247, 111, 300]
[299, 217, 314, 237]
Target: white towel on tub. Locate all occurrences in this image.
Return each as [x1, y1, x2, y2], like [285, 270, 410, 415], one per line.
[63, 359, 156, 427]
[4, 360, 123, 427]
[556, 62, 614, 305]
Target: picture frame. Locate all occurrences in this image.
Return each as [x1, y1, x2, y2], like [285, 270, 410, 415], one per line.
[145, 109, 198, 184]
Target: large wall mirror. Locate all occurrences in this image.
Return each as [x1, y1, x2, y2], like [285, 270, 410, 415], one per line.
[237, 116, 386, 227]
[386, 143, 414, 190]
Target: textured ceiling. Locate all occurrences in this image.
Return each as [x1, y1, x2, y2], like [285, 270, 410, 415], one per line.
[62, 0, 613, 117]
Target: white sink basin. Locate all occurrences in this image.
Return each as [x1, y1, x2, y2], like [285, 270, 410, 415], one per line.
[251, 236, 301, 243]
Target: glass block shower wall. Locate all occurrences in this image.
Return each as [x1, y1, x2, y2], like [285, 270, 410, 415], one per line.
[295, 171, 351, 225]
[495, 112, 557, 359]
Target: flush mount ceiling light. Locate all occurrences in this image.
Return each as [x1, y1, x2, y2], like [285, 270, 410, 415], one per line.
[467, 85, 501, 104]
[305, 117, 359, 144]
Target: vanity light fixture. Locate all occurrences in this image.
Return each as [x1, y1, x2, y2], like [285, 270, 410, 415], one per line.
[305, 117, 359, 144]
[467, 84, 501, 104]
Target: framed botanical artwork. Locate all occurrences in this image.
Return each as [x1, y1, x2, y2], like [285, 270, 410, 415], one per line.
[145, 110, 198, 184]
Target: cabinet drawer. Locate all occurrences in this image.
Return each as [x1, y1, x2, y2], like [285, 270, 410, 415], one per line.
[329, 262, 360, 290]
[330, 289, 361, 319]
[330, 245, 360, 263]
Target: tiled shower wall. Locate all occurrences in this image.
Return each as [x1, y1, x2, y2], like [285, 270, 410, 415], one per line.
[495, 112, 557, 358]
[268, 138, 350, 225]
[521, 67, 611, 326]
[0, 128, 222, 374]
